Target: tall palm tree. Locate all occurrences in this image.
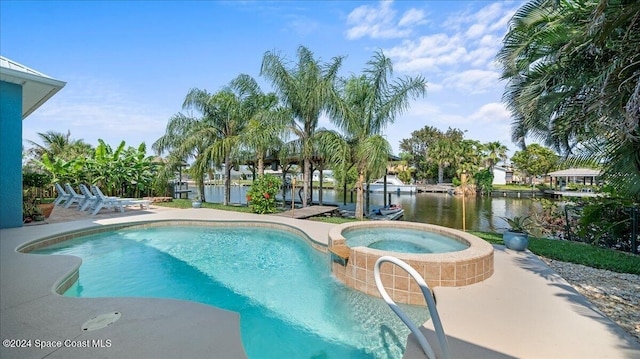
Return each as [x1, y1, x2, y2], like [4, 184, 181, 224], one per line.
[427, 139, 455, 184]
[261, 45, 344, 207]
[328, 50, 426, 219]
[455, 139, 484, 179]
[237, 92, 290, 177]
[153, 112, 212, 202]
[484, 141, 508, 172]
[183, 79, 254, 206]
[155, 75, 259, 205]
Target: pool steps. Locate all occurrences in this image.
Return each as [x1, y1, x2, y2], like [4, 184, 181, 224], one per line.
[375, 256, 450, 359]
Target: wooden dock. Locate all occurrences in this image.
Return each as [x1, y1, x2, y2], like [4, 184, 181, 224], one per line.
[272, 205, 339, 219]
[417, 184, 453, 193]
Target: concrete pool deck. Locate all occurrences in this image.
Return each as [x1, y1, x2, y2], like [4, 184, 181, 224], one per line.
[1, 207, 639, 358]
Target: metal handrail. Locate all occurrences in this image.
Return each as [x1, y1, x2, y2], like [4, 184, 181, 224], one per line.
[374, 256, 450, 359]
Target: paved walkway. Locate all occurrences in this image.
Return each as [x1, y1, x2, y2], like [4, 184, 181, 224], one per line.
[2, 206, 639, 358]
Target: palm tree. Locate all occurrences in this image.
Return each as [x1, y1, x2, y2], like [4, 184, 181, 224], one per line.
[455, 139, 484, 179]
[185, 93, 239, 205]
[155, 75, 260, 205]
[27, 130, 92, 162]
[427, 139, 455, 184]
[328, 50, 426, 219]
[237, 92, 290, 177]
[153, 112, 212, 202]
[484, 141, 508, 172]
[261, 45, 344, 207]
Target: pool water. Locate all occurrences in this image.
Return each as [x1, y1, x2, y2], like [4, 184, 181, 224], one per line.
[344, 227, 469, 254]
[34, 226, 428, 359]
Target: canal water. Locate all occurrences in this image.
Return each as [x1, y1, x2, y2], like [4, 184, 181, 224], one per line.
[200, 185, 539, 233]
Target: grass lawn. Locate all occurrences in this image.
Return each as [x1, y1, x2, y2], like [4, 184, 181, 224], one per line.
[470, 231, 640, 274]
[154, 199, 256, 213]
[153, 200, 639, 275]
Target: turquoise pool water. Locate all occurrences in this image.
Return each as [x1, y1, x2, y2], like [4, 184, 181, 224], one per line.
[34, 225, 428, 359]
[344, 227, 469, 254]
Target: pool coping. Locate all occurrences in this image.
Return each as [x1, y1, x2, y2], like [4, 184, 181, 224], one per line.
[1, 208, 639, 358]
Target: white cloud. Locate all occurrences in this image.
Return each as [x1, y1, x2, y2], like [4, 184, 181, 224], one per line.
[345, 0, 425, 40]
[469, 102, 511, 124]
[426, 81, 443, 93]
[382, 2, 519, 73]
[465, 23, 486, 40]
[22, 76, 169, 149]
[386, 34, 468, 72]
[466, 102, 513, 149]
[466, 46, 499, 68]
[442, 69, 501, 94]
[398, 8, 426, 27]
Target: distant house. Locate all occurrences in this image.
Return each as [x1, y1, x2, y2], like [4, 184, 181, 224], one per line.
[313, 170, 335, 183]
[492, 166, 513, 185]
[546, 168, 601, 189]
[0, 56, 65, 229]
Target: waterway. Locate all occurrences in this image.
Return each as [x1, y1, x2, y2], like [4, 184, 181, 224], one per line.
[199, 185, 539, 233]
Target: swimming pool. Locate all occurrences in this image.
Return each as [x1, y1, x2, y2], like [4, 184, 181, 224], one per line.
[33, 224, 428, 359]
[344, 227, 469, 254]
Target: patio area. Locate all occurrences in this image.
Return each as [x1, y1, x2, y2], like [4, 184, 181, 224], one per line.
[2, 206, 639, 358]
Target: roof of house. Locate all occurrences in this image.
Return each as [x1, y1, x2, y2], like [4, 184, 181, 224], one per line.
[547, 168, 601, 177]
[0, 56, 66, 118]
[493, 166, 513, 172]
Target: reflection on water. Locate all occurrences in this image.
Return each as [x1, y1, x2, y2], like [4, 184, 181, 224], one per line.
[201, 185, 539, 232]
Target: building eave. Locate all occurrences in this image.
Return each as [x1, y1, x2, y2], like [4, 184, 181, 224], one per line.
[0, 56, 66, 119]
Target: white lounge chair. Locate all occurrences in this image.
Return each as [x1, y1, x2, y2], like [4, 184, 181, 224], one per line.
[78, 184, 98, 212]
[53, 183, 72, 207]
[89, 185, 126, 215]
[89, 185, 151, 215]
[63, 183, 86, 209]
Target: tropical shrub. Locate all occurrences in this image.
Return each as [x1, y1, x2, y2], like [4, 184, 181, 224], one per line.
[246, 175, 282, 214]
[23, 172, 52, 199]
[575, 197, 639, 253]
[530, 199, 566, 239]
[474, 169, 493, 194]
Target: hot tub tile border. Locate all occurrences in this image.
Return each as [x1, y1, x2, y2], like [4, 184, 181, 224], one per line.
[329, 221, 495, 305]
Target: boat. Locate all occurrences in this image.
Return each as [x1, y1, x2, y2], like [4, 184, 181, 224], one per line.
[375, 204, 403, 216]
[370, 208, 404, 220]
[368, 175, 417, 193]
[338, 206, 404, 221]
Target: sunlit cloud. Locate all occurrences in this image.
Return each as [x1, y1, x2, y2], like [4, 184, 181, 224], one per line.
[382, 2, 519, 73]
[22, 76, 169, 149]
[442, 70, 501, 94]
[469, 102, 510, 124]
[398, 8, 426, 27]
[386, 34, 467, 72]
[345, 0, 426, 40]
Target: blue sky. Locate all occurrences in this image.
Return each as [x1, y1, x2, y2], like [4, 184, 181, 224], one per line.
[1, 0, 524, 157]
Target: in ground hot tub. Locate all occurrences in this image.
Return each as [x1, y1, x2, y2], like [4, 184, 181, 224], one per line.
[344, 227, 469, 254]
[329, 221, 494, 305]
